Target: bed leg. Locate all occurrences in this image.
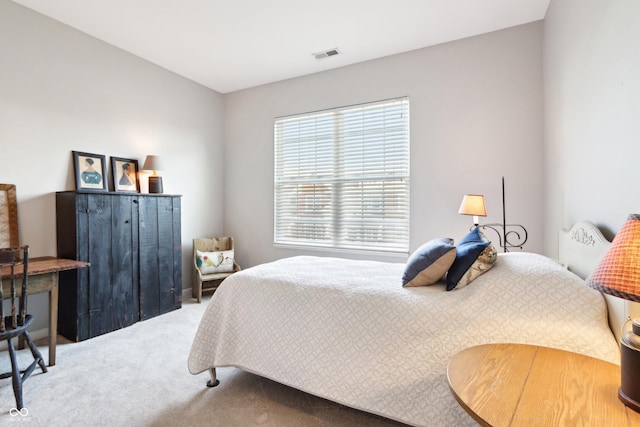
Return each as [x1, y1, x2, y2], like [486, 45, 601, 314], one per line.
[207, 368, 220, 387]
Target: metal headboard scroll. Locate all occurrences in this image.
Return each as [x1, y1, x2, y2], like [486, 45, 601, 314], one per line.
[477, 177, 528, 252]
[479, 223, 528, 252]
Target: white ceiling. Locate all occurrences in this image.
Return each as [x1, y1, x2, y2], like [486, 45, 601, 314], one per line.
[13, 0, 550, 94]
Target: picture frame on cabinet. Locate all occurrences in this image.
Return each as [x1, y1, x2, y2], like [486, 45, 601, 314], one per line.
[72, 151, 108, 192]
[111, 157, 140, 193]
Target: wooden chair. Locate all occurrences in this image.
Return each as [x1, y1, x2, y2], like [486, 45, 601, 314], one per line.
[0, 246, 48, 410]
[192, 237, 240, 303]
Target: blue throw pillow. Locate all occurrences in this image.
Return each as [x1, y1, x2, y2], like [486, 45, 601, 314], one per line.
[402, 238, 456, 287]
[446, 227, 490, 291]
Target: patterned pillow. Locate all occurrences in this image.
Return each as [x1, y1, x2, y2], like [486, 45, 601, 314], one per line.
[454, 244, 498, 289]
[446, 227, 490, 291]
[402, 238, 456, 287]
[196, 249, 234, 274]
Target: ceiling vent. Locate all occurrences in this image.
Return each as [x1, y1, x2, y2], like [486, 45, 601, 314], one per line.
[313, 48, 340, 60]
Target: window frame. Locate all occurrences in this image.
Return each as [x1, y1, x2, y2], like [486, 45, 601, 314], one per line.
[274, 97, 410, 254]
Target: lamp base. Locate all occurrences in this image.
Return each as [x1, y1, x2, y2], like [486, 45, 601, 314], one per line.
[620, 327, 640, 413]
[148, 175, 163, 194]
[619, 387, 640, 412]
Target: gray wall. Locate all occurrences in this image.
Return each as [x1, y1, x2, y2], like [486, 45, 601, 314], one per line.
[4, 0, 636, 347]
[1, 0, 225, 330]
[543, 0, 640, 255]
[224, 22, 544, 268]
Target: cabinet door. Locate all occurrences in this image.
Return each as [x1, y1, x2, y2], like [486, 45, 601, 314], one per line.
[138, 196, 182, 320]
[79, 194, 138, 339]
[83, 194, 113, 338]
[158, 196, 182, 313]
[110, 195, 139, 329]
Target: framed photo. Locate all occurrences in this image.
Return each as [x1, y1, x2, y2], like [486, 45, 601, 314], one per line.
[111, 157, 140, 193]
[73, 151, 108, 192]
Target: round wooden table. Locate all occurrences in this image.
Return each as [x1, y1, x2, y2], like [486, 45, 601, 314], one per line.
[447, 343, 640, 426]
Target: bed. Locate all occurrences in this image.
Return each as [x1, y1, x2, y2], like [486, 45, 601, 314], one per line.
[188, 222, 622, 426]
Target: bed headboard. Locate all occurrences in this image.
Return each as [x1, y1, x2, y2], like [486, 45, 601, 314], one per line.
[559, 221, 611, 279]
[559, 220, 640, 343]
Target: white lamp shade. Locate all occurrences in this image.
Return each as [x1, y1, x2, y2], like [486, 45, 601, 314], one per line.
[458, 194, 487, 217]
[142, 155, 164, 173]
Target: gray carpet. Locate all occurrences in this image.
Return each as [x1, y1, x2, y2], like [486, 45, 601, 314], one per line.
[0, 297, 407, 426]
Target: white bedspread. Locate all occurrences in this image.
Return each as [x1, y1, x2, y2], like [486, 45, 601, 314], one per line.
[188, 253, 620, 426]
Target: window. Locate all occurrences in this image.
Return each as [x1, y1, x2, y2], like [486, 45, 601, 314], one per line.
[274, 97, 409, 253]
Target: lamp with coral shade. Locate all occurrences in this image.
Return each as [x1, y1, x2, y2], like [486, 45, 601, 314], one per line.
[587, 213, 640, 413]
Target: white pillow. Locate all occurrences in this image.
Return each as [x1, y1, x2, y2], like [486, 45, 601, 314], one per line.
[196, 249, 234, 274]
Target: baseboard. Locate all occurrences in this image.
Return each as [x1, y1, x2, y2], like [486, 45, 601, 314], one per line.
[0, 288, 195, 351]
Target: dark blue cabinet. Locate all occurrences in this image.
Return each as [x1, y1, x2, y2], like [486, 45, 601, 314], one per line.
[56, 191, 182, 341]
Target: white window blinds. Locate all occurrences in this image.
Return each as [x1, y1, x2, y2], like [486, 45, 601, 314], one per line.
[274, 97, 410, 253]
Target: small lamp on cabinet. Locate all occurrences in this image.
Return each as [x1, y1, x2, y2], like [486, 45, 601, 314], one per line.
[142, 155, 164, 194]
[587, 213, 640, 413]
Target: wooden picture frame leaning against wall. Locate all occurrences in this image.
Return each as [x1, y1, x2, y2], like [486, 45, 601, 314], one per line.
[72, 151, 108, 192]
[111, 157, 140, 193]
[0, 184, 19, 248]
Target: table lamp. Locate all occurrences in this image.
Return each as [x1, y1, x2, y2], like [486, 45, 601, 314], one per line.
[586, 213, 640, 412]
[458, 194, 487, 226]
[142, 155, 164, 194]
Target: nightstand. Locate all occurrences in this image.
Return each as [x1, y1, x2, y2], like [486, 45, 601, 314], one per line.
[447, 343, 640, 426]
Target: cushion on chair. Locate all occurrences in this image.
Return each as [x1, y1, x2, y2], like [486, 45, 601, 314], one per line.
[196, 249, 234, 274]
